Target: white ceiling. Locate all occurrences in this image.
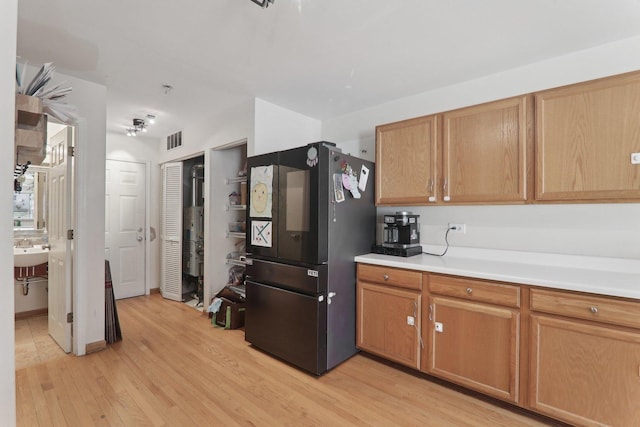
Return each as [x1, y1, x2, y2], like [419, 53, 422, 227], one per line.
[16, 0, 640, 139]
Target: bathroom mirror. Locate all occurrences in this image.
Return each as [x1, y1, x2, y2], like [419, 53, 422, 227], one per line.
[13, 166, 48, 230]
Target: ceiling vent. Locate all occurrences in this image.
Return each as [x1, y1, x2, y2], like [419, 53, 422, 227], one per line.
[166, 131, 182, 151]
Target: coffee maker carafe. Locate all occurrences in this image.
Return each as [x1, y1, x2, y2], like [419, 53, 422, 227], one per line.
[383, 211, 420, 248]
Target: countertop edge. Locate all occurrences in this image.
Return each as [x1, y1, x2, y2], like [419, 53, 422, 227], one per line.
[354, 252, 640, 300]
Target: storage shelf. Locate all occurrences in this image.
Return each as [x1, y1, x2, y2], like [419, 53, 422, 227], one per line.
[225, 176, 247, 184]
[15, 94, 47, 165]
[226, 231, 246, 239]
[16, 94, 43, 126]
[225, 204, 246, 211]
[226, 258, 247, 267]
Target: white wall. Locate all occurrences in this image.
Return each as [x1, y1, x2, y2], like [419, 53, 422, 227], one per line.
[156, 95, 322, 162]
[323, 36, 640, 260]
[106, 132, 161, 290]
[1, 2, 17, 424]
[158, 99, 255, 164]
[253, 98, 322, 155]
[64, 73, 107, 354]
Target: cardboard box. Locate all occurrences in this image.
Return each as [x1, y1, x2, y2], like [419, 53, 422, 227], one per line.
[213, 297, 246, 329]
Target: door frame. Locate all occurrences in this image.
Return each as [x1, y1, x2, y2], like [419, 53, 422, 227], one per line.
[105, 157, 151, 296]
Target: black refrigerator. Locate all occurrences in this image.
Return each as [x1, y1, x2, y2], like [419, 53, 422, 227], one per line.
[244, 142, 375, 375]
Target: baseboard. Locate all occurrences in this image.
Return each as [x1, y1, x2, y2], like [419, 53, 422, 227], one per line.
[85, 340, 107, 354]
[149, 287, 160, 295]
[15, 308, 47, 320]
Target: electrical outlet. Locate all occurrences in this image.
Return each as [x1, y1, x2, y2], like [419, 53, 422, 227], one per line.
[448, 223, 466, 234]
[435, 322, 444, 333]
[407, 316, 415, 326]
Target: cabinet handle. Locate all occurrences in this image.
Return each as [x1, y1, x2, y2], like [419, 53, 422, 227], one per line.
[442, 178, 450, 202]
[466, 287, 473, 295]
[428, 304, 433, 321]
[383, 274, 389, 281]
[428, 179, 436, 202]
[590, 306, 598, 314]
[406, 301, 423, 348]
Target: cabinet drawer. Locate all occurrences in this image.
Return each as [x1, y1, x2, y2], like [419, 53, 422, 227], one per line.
[530, 288, 640, 329]
[357, 264, 422, 290]
[428, 274, 520, 308]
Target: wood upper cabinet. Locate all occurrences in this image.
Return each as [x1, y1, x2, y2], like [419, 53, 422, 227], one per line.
[356, 264, 422, 369]
[442, 95, 531, 203]
[375, 115, 439, 205]
[535, 71, 640, 202]
[375, 96, 531, 205]
[529, 288, 640, 426]
[425, 274, 520, 404]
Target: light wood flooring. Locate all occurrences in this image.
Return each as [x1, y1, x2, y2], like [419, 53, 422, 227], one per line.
[15, 315, 66, 370]
[16, 294, 561, 426]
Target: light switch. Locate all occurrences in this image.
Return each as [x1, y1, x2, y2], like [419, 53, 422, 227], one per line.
[407, 316, 415, 326]
[632, 153, 640, 164]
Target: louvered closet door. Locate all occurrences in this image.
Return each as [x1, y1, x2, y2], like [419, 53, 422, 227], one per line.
[160, 162, 182, 301]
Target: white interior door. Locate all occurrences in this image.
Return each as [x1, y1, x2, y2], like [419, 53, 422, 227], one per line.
[160, 162, 183, 301]
[48, 126, 73, 353]
[105, 159, 146, 299]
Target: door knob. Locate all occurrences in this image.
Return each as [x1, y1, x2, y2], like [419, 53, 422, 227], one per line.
[137, 235, 143, 242]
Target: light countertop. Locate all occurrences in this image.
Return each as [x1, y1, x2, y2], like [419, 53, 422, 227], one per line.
[355, 247, 640, 300]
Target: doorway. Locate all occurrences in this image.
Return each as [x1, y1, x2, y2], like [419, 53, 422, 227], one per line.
[14, 121, 76, 361]
[160, 154, 205, 309]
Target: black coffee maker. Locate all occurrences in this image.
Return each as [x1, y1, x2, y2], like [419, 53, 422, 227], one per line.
[378, 211, 422, 256]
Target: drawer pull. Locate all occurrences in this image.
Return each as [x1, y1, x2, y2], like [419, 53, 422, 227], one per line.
[590, 306, 599, 314]
[383, 274, 389, 281]
[466, 287, 473, 295]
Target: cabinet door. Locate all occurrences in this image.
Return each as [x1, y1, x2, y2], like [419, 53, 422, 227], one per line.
[535, 72, 640, 201]
[357, 281, 421, 369]
[375, 115, 439, 205]
[442, 95, 530, 203]
[427, 296, 520, 403]
[530, 315, 640, 426]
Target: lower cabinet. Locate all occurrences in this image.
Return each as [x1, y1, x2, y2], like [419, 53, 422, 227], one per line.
[425, 275, 520, 404]
[529, 289, 640, 426]
[356, 282, 421, 369]
[356, 263, 640, 426]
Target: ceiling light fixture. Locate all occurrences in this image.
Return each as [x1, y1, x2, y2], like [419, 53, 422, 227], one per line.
[250, 0, 274, 8]
[126, 118, 147, 136]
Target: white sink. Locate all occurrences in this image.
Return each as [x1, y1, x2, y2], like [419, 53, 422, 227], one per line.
[14, 246, 49, 267]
